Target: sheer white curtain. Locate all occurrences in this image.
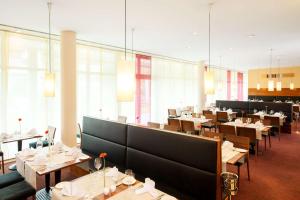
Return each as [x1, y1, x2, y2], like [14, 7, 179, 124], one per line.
[76, 44, 119, 123]
[0, 31, 61, 158]
[151, 58, 200, 123]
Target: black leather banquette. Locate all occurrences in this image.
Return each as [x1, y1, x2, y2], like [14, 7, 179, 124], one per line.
[81, 116, 221, 200]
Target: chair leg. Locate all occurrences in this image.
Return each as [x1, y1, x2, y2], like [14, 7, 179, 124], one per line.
[1, 156, 4, 174]
[256, 141, 259, 157]
[269, 134, 271, 148]
[278, 127, 281, 141]
[264, 136, 267, 151]
[247, 155, 250, 181]
[237, 165, 240, 187]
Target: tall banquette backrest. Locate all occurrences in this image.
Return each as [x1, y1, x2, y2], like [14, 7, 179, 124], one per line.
[126, 125, 221, 200]
[81, 116, 127, 170]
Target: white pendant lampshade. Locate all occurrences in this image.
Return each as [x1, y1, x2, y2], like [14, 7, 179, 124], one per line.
[268, 80, 274, 91]
[117, 60, 135, 101]
[256, 83, 261, 90]
[276, 81, 282, 91]
[290, 82, 294, 90]
[44, 72, 55, 97]
[204, 70, 215, 95]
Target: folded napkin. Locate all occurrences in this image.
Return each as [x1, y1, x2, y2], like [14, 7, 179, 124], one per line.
[27, 128, 37, 136]
[222, 141, 234, 150]
[105, 166, 119, 177]
[234, 119, 242, 124]
[227, 109, 233, 114]
[135, 178, 158, 197]
[19, 148, 36, 157]
[31, 154, 47, 166]
[273, 112, 282, 117]
[61, 182, 84, 197]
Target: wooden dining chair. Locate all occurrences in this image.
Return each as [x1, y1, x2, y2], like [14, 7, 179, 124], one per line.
[0, 151, 4, 174]
[168, 109, 177, 117]
[147, 122, 160, 129]
[201, 114, 217, 133]
[216, 111, 229, 123]
[203, 110, 213, 115]
[219, 124, 236, 137]
[202, 132, 223, 143]
[226, 134, 250, 186]
[167, 118, 181, 132]
[264, 116, 281, 141]
[163, 125, 179, 132]
[236, 126, 258, 157]
[181, 120, 196, 135]
[262, 119, 272, 149]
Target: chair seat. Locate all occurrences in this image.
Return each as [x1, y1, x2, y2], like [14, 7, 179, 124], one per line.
[29, 140, 49, 149]
[0, 181, 35, 200]
[0, 172, 24, 189]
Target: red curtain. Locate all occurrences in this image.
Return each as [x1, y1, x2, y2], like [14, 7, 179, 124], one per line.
[135, 54, 151, 124]
[237, 72, 243, 101]
[227, 70, 231, 100]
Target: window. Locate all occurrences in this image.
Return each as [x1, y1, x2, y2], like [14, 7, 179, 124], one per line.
[135, 54, 151, 124]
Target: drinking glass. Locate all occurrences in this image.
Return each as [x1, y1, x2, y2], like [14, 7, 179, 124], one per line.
[125, 169, 135, 188]
[94, 158, 102, 172]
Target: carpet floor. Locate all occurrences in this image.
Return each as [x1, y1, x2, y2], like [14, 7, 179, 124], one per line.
[1, 123, 300, 200]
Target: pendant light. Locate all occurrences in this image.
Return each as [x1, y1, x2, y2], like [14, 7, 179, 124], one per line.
[256, 83, 261, 90]
[117, 0, 135, 102]
[267, 49, 274, 92]
[44, 0, 55, 97]
[290, 82, 295, 90]
[204, 3, 215, 95]
[276, 58, 282, 91]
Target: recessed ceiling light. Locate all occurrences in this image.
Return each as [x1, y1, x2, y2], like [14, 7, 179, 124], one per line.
[247, 34, 256, 38]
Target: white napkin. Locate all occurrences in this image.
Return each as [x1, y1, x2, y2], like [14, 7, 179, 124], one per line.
[227, 109, 233, 114]
[234, 119, 242, 124]
[135, 178, 158, 197]
[19, 148, 36, 157]
[31, 154, 47, 166]
[27, 128, 37, 136]
[274, 112, 282, 117]
[105, 166, 119, 177]
[61, 182, 84, 197]
[222, 141, 234, 150]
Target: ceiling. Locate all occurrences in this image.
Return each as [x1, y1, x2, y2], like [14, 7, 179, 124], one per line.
[0, 0, 300, 70]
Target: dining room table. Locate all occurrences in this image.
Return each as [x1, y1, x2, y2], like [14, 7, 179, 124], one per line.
[252, 111, 286, 126]
[0, 132, 43, 170]
[51, 167, 177, 200]
[16, 144, 91, 192]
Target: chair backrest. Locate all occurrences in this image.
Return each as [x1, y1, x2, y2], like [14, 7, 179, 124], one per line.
[117, 116, 127, 123]
[203, 110, 213, 115]
[147, 122, 160, 129]
[264, 116, 280, 127]
[262, 119, 272, 126]
[47, 126, 56, 145]
[225, 134, 250, 150]
[293, 106, 300, 113]
[181, 120, 195, 133]
[219, 124, 236, 136]
[163, 125, 180, 132]
[236, 126, 256, 143]
[167, 118, 181, 131]
[202, 132, 223, 143]
[216, 111, 228, 122]
[205, 114, 217, 123]
[168, 109, 177, 117]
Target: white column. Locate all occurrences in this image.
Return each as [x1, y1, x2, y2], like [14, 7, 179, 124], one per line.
[61, 31, 77, 147]
[198, 61, 206, 110]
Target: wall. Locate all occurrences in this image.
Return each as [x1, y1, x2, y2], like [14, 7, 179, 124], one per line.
[248, 66, 300, 96]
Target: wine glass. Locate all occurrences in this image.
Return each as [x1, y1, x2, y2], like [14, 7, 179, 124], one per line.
[36, 139, 43, 150]
[94, 158, 102, 172]
[125, 169, 135, 188]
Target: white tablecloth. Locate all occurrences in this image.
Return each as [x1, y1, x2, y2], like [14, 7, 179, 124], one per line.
[224, 122, 267, 140]
[253, 112, 285, 126]
[16, 147, 86, 189]
[52, 170, 176, 200]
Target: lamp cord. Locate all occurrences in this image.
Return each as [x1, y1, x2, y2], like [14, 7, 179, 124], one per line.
[48, 1, 52, 72]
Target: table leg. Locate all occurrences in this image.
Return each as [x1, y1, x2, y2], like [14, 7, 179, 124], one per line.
[9, 140, 23, 171]
[45, 173, 51, 193]
[55, 170, 61, 184]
